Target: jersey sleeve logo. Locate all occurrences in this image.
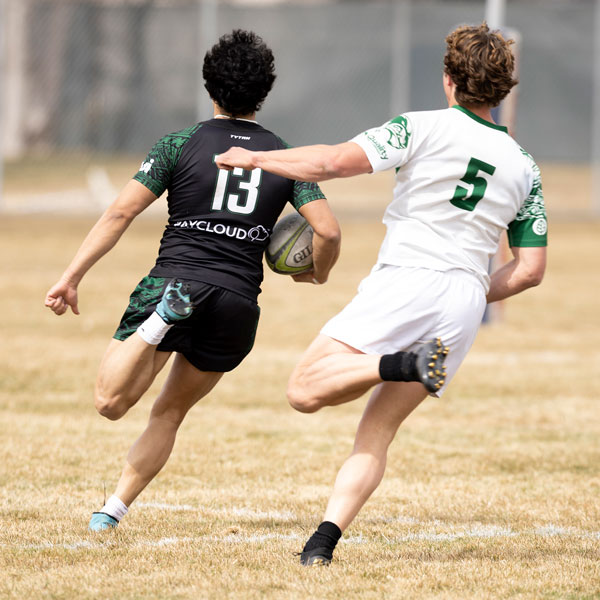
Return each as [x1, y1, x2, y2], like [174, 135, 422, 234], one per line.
[532, 218, 548, 236]
[384, 116, 411, 150]
[139, 158, 155, 174]
[364, 132, 388, 159]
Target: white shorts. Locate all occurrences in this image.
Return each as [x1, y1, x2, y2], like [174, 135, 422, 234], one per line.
[321, 264, 487, 396]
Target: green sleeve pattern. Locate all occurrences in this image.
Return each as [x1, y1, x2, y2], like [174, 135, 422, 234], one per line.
[133, 123, 203, 196]
[291, 180, 325, 210]
[275, 135, 292, 149]
[507, 150, 548, 247]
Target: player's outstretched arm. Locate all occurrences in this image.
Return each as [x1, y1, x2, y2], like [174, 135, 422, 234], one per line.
[45, 180, 157, 316]
[295, 198, 341, 285]
[486, 246, 546, 303]
[216, 142, 372, 182]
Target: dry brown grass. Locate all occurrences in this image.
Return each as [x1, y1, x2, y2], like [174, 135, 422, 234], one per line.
[1, 169, 600, 599]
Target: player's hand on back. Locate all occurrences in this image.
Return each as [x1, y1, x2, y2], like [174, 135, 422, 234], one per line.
[45, 278, 80, 316]
[215, 147, 256, 171]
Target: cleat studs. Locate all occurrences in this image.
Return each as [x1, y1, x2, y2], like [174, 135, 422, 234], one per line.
[435, 370, 441, 375]
[428, 362, 435, 367]
[438, 379, 445, 385]
[432, 354, 438, 359]
[428, 371, 434, 377]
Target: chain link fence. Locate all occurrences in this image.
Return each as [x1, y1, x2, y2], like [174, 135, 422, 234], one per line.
[1, 0, 598, 215]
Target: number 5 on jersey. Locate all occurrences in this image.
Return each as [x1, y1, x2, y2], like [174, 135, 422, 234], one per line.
[212, 164, 262, 215]
[451, 157, 496, 212]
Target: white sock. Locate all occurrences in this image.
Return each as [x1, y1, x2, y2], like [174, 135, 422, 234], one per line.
[137, 310, 173, 345]
[101, 495, 128, 521]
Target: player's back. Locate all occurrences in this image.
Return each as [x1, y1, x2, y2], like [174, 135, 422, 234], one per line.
[354, 106, 544, 290]
[135, 118, 321, 299]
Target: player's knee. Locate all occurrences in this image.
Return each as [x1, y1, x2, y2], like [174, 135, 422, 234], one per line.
[94, 390, 129, 421]
[286, 384, 321, 414]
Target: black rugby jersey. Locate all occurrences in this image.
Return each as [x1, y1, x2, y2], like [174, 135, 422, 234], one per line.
[133, 118, 324, 300]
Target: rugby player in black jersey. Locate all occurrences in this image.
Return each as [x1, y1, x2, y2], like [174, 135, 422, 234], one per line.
[45, 30, 341, 531]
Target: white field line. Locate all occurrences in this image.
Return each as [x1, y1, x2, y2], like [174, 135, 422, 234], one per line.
[3, 534, 301, 552]
[3, 518, 599, 552]
[137, 502, 295, 521]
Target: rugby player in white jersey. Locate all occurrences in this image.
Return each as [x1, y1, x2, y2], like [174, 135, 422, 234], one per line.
[216, 22, 547, 565]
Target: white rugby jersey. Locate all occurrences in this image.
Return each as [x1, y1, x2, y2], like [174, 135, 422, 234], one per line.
[351, 105, 547, 291]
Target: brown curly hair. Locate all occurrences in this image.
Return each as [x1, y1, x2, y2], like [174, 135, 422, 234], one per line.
[443, 22, 518, 108]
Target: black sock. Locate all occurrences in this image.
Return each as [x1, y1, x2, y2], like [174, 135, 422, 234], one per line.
[302, 521, 342, 554]
[379, 350, 418, 382]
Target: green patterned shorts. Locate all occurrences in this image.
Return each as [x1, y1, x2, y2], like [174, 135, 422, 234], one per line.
[114, 276, 260, 372]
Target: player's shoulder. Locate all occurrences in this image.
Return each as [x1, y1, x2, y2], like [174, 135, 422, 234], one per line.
[250, 126, 295, 152]
[396, 107, 454, 125]
[156, 122, 204, 148]
[515, 144, 539, 169]
[385, 108, 446, 127]
[384, 109, 451, 149]
[387, 108, 453, 138]
[515, 144, 543, 190]
[267, 131, 291, 150]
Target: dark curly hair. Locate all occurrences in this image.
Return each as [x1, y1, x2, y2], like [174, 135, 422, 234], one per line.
[443, 22, 518, 108]
[203, 30, 276, 117]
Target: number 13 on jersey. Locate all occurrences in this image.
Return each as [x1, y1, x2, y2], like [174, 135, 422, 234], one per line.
[212, 165, 262, 215]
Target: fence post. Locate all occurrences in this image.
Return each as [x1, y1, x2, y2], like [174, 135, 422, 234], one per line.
[389, 0, 411, 116]
[197, 0, 218, 123]
[593, 0, 600, 216]
[0, 0, 5, 212]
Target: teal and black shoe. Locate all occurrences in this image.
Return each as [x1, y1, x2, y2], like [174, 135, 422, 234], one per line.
[156, 279, 194, 324]
[88, 512, 119, 531]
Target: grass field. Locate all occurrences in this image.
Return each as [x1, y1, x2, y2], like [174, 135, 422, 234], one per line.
[1, 168, 599, 599]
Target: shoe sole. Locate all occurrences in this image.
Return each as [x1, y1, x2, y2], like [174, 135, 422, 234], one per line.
[416, 337, 449, 393]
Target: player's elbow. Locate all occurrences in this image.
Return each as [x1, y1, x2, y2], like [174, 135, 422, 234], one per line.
[105, 206, 137, 224]
[324, 154, 355, 179]
[314, 223, 341, 246]
[512, 247, 546, 291]
[528, 266, 545, 288]
[521, 255, 546, 289]
[517, 263, 545, 291]
[318, 144, 357, 179]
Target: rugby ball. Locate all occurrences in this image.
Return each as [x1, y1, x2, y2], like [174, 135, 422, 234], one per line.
[265, 213, 313, 274]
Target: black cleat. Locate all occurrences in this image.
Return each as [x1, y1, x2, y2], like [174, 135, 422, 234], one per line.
[298, 547, 332, 566]
[414, 337, 449, 393]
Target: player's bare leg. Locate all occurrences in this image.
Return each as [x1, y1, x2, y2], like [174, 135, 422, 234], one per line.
[94, 338, 172, 420]
[299, 381, 427, 565]
[287, 334, 448, 413]
[114, 354, 222, 506]
[287, 335, 380, 412]
[94, 279, 194, 420]
[89, 354, 222, 531]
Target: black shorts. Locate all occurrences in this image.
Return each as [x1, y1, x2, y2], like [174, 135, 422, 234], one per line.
[114, 276, 260, 372]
